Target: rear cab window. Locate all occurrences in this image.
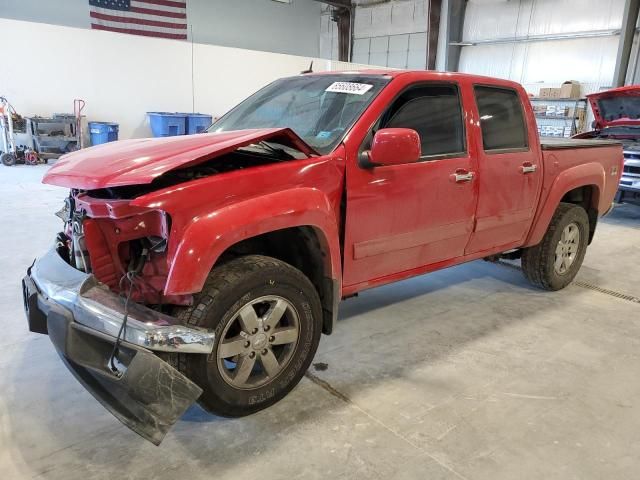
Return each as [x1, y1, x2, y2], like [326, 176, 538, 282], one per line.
[474, 86, 528, 153]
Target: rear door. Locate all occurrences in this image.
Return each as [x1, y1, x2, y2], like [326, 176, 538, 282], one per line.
[343, 79, 479, 288]
[465, 85, 542, 254]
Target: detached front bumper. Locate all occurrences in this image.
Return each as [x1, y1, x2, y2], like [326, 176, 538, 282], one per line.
[22, 246, 215, 445]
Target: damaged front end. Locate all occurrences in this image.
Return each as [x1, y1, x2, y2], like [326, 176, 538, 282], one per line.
[24, 128, 318, 444]
[23, 240, 214, 444]
[23, 188, 216, 444]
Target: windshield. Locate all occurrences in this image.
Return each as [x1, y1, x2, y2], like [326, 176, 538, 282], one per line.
[209, 74, 390, 154]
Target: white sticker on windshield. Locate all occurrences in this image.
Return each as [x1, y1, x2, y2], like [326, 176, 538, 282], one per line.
[325, 82, 374, 95]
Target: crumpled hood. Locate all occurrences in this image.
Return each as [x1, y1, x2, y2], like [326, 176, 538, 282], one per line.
[588, 86, 640, 130]
[43, 128, 317, 190]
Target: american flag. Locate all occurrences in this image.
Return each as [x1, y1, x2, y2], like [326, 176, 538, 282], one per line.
[89, 0, 187, 40]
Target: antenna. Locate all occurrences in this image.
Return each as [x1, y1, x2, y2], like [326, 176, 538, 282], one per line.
[301, 61, 314, 74]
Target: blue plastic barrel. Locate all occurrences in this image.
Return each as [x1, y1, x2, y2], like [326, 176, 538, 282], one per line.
[147, 112, 186, 137]
[89, 122, 119, 145]
[185, 113, 213, 134]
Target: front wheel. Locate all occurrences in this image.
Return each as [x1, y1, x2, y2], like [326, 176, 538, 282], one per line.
[521, 202, 589, 291]
[176, 255, 323, 417]
[1, 152, 16, 166]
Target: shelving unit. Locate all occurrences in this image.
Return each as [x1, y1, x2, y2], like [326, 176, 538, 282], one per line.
[529, 97, 588, 138]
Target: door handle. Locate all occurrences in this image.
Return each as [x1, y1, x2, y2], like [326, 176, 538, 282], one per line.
[451, 169, 474, 183]
[521, 162, 537, 174]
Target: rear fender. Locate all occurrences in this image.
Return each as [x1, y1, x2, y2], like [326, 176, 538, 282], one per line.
[163, 188, 341, 296]
[525, 162, 604, 247]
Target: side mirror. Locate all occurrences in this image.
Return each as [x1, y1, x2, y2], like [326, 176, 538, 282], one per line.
[367, 128, 421, 167]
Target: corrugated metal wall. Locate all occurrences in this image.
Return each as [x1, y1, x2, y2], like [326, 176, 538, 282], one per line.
[320, 5, 340, 61]
[351, 0, 428, 69]
[458, 0, 625, 96]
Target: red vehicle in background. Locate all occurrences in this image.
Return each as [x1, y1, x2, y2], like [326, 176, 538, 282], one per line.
[23, 70, 623, 444]
[574, 85, 640, 206]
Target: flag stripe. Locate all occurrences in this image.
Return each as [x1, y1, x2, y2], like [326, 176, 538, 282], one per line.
[130, 6, 186, 18]
[91, 23, 187, 39]
[135, 0, 186, 8]
[91, 19, 186, 35]
[130, 0, 185, 14]
[90, 11, 186, 29]
[91, 7, 186, 24]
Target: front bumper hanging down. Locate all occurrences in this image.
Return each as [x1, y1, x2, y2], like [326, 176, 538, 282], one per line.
[22, 245, 216, 445]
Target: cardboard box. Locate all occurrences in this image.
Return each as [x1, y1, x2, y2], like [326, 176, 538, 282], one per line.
[560, 80, 581, 99]
[539, 87, 562, 98]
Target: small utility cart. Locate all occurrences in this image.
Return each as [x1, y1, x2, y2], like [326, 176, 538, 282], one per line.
[1, 98, 85, 166]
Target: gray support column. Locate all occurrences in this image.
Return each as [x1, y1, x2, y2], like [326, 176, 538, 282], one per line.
[444, 0, 467, 72]
[427, 0, 442, 70]
[613, 0, 640, 87]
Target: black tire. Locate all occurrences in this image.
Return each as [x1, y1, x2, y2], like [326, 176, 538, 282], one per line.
[521, 202, 589, 291]
[1, 152, 16, 166]
[176, 255, 322, 417]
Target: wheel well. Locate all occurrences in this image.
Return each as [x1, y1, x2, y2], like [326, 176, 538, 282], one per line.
[560, 185, 599, 243]
[216, 226, 337, 335]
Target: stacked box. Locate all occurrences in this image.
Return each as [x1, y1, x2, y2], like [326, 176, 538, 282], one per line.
[539, 87, 562, 98]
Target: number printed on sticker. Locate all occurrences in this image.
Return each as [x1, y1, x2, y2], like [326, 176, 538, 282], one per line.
[325, 82, 374, 95]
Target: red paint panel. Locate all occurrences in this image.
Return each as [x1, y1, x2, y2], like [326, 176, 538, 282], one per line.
[341, 73, 480, 287]
[43, 128, 316, 189]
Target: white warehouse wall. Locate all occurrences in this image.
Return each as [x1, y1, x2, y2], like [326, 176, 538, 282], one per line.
[351, 0, 428, 69]
[0, 19, 368, 142]
[0, 0, 323, 58]
[458, 0, 625, 95]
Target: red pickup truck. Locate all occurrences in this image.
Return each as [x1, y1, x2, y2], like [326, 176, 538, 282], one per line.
[23, 70, 622, 444]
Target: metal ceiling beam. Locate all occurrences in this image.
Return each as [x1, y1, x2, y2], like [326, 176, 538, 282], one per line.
[613, 0, 640, 87]
[314, 0, 352, 9]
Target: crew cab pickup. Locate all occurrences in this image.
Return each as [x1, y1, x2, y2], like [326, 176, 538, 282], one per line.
[574, 85, 640, 206]
[22, 70, 623, 444]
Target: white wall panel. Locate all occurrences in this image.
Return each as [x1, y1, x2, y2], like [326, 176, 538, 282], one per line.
[352, 37, 372, 65]
[369, 36, 390, 67]
[388, 34, 410, 68]
[352, 0, 427, 68]
[319, 9, 339, 61]
[459, 35, 618, 96]
[354, 0, 427, 39]
[408, 32, 428, 69]
[0, 0, 324, 58]
[463, 0, 625, 42]
[0, 18, 378, 142]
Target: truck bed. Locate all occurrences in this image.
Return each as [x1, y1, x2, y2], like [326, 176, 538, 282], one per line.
[540, 138, 621, 150]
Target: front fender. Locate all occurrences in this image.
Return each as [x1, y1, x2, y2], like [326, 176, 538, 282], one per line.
[162, 188, 341, 295]
[525, 162, 604, 247]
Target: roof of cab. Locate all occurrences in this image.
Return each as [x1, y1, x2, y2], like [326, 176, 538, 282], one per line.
[303, 69, 525, 89]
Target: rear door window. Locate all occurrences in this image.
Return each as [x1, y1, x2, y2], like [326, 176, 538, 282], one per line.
[474, 86, 528, 151]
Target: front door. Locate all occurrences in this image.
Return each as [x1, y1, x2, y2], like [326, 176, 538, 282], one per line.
[343, 81, 479, 289]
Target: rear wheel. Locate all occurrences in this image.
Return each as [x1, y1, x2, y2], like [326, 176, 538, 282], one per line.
[521, 202, 589, 291]
[177, 255, 322, 417]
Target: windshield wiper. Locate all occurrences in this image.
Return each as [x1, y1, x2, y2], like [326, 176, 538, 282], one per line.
[238, 141, 297, 159]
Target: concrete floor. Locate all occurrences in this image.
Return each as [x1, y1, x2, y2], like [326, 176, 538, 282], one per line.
[2, 164, 640, 480]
